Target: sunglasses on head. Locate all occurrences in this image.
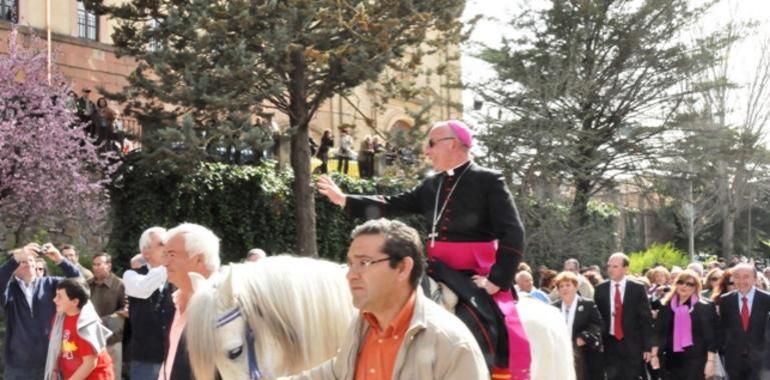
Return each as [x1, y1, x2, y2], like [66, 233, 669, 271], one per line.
[676, 280, 697, 288]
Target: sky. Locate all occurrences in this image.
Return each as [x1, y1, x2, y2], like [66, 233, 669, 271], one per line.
[461, 0, 770, 126]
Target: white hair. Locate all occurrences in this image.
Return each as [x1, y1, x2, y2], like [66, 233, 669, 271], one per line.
[247, 248, 267, 260]
[516, 271, 533, 282]
[166, 223, 220, 272]
[139, 226, 167, 252]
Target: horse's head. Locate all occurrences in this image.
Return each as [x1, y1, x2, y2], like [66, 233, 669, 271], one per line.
[188, 266, 257, 380]
[187, 256, 357, 380]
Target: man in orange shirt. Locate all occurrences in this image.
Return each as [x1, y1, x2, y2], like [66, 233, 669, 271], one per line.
[282, 218, 488, 380]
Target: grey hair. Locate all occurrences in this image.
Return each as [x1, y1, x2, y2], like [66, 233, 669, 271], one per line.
[166, 223, 220, 272]
[686, 262, 704, 277]
[564, 258, 581, 271]
[139, 226, 167, 252]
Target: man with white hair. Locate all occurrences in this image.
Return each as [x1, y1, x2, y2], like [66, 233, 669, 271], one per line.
[161, 223, 221, 380]
[515, 271, 550, 304]
[123, 226, 174, 379]
[719, 263, 770, 380]
[245, 248, 267, 262]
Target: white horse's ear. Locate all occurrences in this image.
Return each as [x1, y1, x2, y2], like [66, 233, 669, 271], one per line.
[189, 272, 209, 292]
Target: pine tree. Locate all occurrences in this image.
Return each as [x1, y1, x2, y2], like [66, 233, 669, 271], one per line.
[86, 0, 466, 256]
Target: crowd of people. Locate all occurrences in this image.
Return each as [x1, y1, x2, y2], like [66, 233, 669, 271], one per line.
[513, 255, 770, 380]
[311, 128, 414, 177]
[66, 88, 124, 153]
[3, 118, 769, 380]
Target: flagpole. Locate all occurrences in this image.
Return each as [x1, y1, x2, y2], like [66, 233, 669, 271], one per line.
[46, 0, 52, 84]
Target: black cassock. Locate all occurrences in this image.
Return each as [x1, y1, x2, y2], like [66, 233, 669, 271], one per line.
[345, 160, 524, 290]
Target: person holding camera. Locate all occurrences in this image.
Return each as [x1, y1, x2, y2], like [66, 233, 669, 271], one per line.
[0, 243, 82, 380]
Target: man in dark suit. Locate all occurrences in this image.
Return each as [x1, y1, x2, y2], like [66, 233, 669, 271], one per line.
[594, 252, 656, 380]
[719, 263, 770, 380]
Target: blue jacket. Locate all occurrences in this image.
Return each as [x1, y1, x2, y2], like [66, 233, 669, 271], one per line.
[0, 257, 81, 368]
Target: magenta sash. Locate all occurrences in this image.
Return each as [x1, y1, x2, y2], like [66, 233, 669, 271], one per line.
[427, 240, 532, 380]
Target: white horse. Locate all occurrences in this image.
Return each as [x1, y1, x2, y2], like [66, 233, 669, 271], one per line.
[516, 296, 575, 380]
[187, 256, 574, 380]
[186, 256, 356, 380]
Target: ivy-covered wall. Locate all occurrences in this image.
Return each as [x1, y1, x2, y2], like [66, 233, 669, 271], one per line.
[108, 157, 424, 267]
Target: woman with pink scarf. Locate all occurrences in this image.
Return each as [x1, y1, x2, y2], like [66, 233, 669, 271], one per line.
[654, 269, 718, 380]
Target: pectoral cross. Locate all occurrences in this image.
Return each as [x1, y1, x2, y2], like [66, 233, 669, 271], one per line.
[428, 230, 438, 248]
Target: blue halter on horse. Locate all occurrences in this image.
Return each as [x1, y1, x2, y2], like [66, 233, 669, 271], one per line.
[216, 307, 262, 380]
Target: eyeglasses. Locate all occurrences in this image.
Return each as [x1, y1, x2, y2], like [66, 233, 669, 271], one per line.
[427, 137, 455, 148]
[676, 280, 697, 288]
[347, 256, 391, 273]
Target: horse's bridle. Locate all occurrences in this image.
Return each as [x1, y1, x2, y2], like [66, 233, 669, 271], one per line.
[217, 307, 262, 380]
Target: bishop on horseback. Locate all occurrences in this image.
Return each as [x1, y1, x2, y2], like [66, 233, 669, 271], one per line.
[318, 119, 531, 379]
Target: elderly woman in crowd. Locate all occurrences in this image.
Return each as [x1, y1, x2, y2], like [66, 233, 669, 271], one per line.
[552, 271, 603, 380]
[654, 270, 718, 380]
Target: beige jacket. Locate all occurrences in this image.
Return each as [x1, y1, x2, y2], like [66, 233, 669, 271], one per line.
[280, 291, 489, 380]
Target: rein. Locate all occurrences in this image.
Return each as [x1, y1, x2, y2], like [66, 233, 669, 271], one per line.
[217, 307, 262, 380]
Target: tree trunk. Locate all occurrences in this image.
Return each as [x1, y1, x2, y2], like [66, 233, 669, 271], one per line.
[289, 49, 318, 257]
[714, 160, 733, 258]
[722, 212, 735, 259]
[570, 176, 592, 227]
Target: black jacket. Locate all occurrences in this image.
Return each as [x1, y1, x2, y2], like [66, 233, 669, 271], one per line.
[595, 279, 654, 357]
[655, 298, 718, 360]
[125, 266, 176, 363]
[424, 259, 509, 371]
[553, 297, 603, 351]
[719, 289, 770, 375]
[345, 161, 525, 289]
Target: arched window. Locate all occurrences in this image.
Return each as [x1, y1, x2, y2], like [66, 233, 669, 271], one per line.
[77, 0, 98, 41]
[0, 0, 17, 22]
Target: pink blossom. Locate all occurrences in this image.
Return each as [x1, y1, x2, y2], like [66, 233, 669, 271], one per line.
[0, 29, 114, 236]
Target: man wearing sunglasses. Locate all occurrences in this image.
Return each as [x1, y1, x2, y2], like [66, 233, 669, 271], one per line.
[318, 119, 530, 378]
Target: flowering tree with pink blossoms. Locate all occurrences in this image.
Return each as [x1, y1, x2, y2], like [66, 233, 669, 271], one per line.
[0, 30, 113, 243]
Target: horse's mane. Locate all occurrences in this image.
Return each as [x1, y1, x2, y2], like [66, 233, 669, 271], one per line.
[517, 296, 576, 380]
[188, 255, 356, 379]
[187, 265, 235, 380]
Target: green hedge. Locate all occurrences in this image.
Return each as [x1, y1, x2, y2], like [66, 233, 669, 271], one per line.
[108, 155, 424, 267]
[628, 242, 689, 274]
